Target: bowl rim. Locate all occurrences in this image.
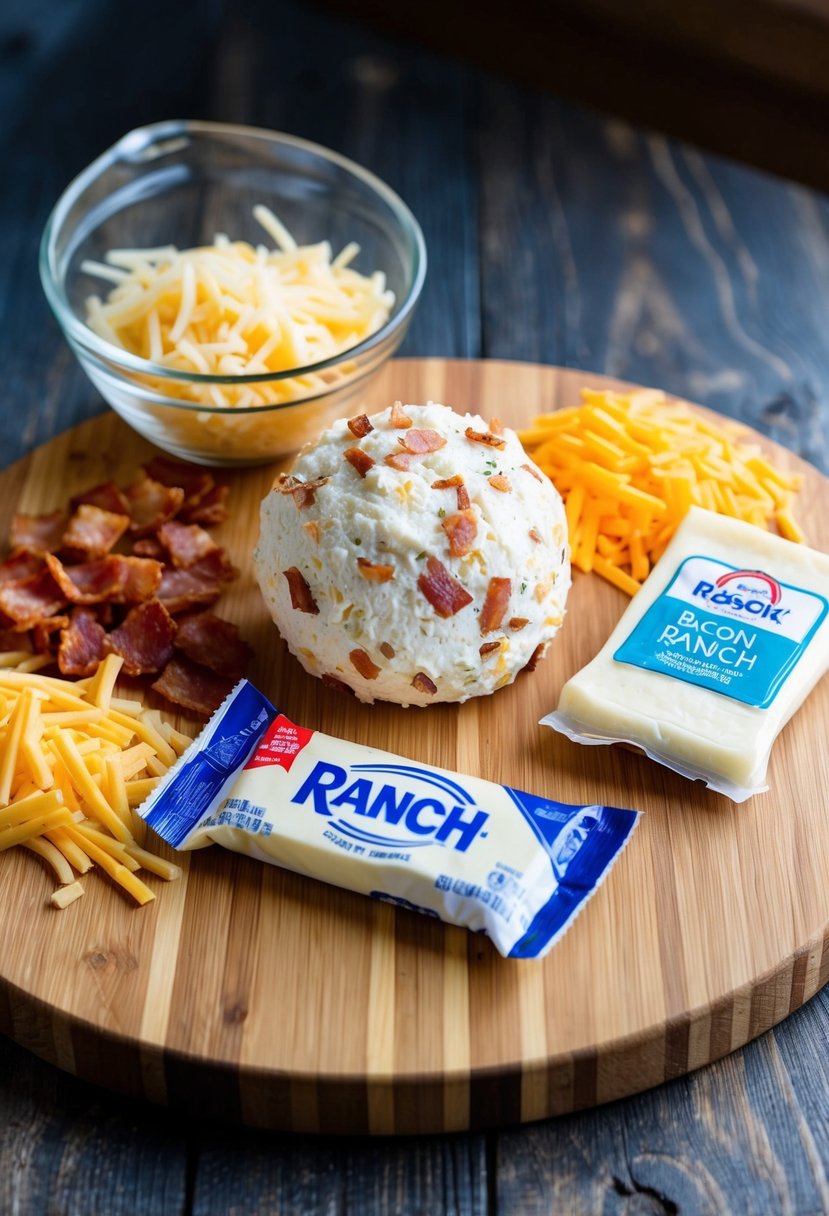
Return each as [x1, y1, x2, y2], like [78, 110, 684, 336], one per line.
[39, 119, 427, 393]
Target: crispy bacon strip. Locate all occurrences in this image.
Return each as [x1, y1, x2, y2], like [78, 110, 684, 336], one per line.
[344, 447, 375, 478]
[284, 567, 319, 614]
[275, 474, 329, 510]
[152, 655, 234, 717]
[156, 565, 223, 614]
[356, 557, 394, 583]
[349, 648, 381, 680]
[400, 428, 446, 454]
[62, 504, 130, 559]
[441, 509, 477, 557]
[174, 612, 253, 681]
[465, 427, 506, 450]
[0, 549, 43, 585]
[125, 476, 185, 535]
[347, 414, 373, 438]
[384, 451, 421, 471]
[523, 643, 547, 673]
[142, 455, 215, 509]
[456, 485, 471, 511]
[379, 641, 395, 659]
[179, 483, 230, 525]
[45, 554, 127, 604]
[0, 567, 66, 629]
[411, 672, 437, 695]
[431, 475, 464, 490]
[390, 400, 412, 428]
[57, 608, 107, 677]
[480, 577, 512, 634]
[158, 520, 217, 569]
[70, 480, 131, 515]
[115, 556, 164, 603]
[489, 474, 512, 493]
[132, 536, 165, 559]
[479, 641, 501, 658]
[417, 556, 473, 618]
[108, 599, 177, 676]
[10, 510, 67, 556]
[508, 617, 529, 631]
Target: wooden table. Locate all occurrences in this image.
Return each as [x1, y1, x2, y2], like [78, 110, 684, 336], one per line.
[4, 0, 829, 1211]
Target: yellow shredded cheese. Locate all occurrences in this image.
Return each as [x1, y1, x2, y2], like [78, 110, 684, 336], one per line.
[82, 204, 395, 408]
[0, 654, 192, 906]
[518, 389, 805, 595]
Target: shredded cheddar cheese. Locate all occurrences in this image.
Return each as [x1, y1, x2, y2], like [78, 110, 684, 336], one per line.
[82, 205, 395, 408]
[519, 389, 804, 595]
[0, 655, 190, 906]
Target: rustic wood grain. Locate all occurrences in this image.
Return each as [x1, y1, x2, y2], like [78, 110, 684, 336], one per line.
[2, 357, 827, 1138]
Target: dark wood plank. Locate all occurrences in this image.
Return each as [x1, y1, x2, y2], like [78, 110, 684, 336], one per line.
[0, 1037, 188, 1216]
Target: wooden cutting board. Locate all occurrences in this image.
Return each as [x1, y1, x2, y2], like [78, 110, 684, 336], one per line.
[2, 357, 828, 1137]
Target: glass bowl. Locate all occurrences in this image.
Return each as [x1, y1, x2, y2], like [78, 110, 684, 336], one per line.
[40, 121, 426, 467]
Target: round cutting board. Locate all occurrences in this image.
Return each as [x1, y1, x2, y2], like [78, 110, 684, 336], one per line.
[2, 358, 828, 1136]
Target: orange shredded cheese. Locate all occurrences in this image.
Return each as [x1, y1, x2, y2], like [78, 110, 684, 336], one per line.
[518, 388, 804, 595]
[0, 655, 188, 905]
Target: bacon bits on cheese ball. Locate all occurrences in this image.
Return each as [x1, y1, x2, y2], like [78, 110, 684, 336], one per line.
[255, 402, 570, 706]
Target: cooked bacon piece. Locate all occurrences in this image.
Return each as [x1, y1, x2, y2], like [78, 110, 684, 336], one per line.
[528, 527, 543, 544]
[125, 476, 185, 535]
[152, 655, 234, 717]
[390, 400, 412, 428]
[431, 475, 464, 490]
[465, 427, 506, 450]
[275, 474, 329, 510]
[132, 536, 165, 559]
[379, 641, 395, 659]
[349, 648, 381, 680]
[522, 463, 544, 483]
[508, 617, 530, 631]
[384, 451, 421, 471]
[321, 673, 356, 696]
[158, 520, 217, 569]
[456, 485, 471, 511]
[417, 556, 473, 619]
[480, 577, 512, 634]
[412, 671, 437, 695]
[441, 509, 478, 557]
[0, 626, 33, 653]
[179, 483, 231, 526]
[32, 615, 68, 653]
[108, 599, 177, 676]
[174, 612, 252, 681]
[344, 447, 376, 478]
[142, 455, 215, 510]
[0, 567, 66, 629]
[62, 504, 130, 559]
[70, 480, 131, 516]
[0, 549, 43, 585]
[303, 520, 320, 544]
[44, 554, 126, 604]
[283, 567, 319, 615]
[191, 546, 237, 584]
[57, 608, 107, 677]
[356, 557, 394, 583]
[489, 417, 504, 435]
[400, 428, 446, 455]
[479, 641, 501, 658]
[523, 642, 547, 673]
[347, 414, 373, 438]
[115, 556, 164, 603]
[156, 564, 223, 614]
[489, 474, 512, 493]
[10, 510, 67, 556]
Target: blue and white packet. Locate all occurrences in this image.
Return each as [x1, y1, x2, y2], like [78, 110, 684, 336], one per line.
[139, 680, 640, 959]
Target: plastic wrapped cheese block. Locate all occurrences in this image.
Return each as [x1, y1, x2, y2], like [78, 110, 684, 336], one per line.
[544, 507, 829, 801]
[138, 681, 640, 959]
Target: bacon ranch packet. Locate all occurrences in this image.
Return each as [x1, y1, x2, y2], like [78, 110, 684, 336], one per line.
[139, 681, 640, 959]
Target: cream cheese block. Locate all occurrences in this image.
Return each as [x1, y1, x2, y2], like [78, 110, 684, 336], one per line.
[544, 506, 829, 800]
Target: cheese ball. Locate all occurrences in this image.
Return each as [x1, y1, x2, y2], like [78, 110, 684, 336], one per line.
[255, 401, 570, 706]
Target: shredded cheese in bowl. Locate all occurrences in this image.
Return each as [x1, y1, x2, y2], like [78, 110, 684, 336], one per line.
[82, 206, 395, 409]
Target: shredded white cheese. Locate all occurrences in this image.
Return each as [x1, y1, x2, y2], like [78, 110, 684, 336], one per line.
[82, 206, 395, 408]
